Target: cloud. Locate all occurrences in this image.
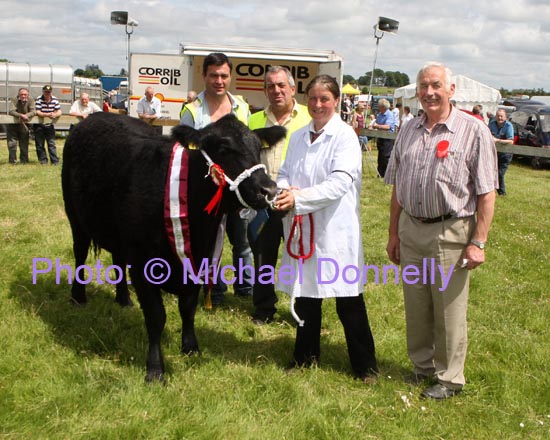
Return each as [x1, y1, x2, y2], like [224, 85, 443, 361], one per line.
[0, 0, 549, 91]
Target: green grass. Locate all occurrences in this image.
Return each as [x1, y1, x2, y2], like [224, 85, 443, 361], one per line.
[1, 140, 549, 439]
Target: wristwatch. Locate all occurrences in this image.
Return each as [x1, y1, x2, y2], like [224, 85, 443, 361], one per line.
[470, 239, 485, 250]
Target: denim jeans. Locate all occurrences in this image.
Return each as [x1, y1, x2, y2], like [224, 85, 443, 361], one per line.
[212, 210, 253, 299]
[497, 152, 513, 195]
[34, 124, 59, 164]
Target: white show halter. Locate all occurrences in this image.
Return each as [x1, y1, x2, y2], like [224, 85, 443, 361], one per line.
[200, 149, 267, 209]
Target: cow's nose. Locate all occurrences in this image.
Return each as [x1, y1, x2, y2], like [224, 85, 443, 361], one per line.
[261, 182, 278, 200]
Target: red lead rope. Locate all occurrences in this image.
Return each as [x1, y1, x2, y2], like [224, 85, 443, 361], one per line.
[286, 213, 315, 261]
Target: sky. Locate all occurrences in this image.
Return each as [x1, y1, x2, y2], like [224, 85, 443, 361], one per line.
[1, 0, 550, 92]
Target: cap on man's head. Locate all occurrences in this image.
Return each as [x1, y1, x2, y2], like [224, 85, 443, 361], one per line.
[42, 85, 52, 92]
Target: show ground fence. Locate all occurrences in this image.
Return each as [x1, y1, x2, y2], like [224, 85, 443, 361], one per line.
[1, 115, 548, 158]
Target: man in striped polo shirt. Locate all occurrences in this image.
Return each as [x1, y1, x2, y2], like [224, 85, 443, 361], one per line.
[385, 62, 498, 400]
[35, 85, 62, 165]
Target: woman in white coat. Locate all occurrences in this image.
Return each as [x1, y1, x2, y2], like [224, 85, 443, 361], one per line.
[275, 75, 378, 382]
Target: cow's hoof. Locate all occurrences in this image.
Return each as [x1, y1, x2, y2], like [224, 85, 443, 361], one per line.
[70, 296, 87, 306]
[145, 371, 165, 383]
[182, 345, 200, 356]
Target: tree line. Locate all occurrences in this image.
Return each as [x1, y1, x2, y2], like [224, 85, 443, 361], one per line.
[73, 64, 127, 78]
[343, 68, 549, 97]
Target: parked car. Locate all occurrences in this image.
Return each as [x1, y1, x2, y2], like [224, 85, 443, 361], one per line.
[509, 105, 550, 169]
[501, 98, 546, 110]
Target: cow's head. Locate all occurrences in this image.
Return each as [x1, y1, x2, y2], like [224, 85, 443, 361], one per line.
[171, 114, 286, 210]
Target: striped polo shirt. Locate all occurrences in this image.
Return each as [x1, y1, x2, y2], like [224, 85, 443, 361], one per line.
[385, 106, 498, 219]
[35, 94, 61, 123]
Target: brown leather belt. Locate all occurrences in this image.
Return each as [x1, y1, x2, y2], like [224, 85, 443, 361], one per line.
[412, 213, 454, 224]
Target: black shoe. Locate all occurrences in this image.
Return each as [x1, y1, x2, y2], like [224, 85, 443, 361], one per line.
[421, 384, 462, 400]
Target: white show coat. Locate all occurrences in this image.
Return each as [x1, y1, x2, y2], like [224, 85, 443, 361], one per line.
[276, 113, 364, 298]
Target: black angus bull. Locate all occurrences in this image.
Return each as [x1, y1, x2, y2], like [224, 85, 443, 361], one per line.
[62, 112, 285, 381]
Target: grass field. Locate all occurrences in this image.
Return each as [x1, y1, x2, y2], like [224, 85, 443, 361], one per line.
[1, 139, 549, 439]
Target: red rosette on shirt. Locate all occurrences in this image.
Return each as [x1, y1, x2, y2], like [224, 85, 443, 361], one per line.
[436, 140, 449, 158]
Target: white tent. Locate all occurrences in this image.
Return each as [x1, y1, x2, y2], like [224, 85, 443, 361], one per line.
[394, 75, 501, 121]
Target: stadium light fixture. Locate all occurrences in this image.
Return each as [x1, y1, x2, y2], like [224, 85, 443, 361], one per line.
[367, 17, 399, 110]
[111, 11, 139, 97]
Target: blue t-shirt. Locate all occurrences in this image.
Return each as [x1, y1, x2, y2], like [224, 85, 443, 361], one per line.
[375, 110, 396, 132]
[488, 119, 514, 140]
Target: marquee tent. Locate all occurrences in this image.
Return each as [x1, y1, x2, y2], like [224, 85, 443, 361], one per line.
[393, 75, 501, 120]
[342, 83, 360, 95]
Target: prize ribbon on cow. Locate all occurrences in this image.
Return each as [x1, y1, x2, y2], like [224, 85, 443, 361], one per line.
[204, 163, 226, 215]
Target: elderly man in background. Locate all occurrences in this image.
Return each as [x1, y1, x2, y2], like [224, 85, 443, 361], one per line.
[8, 87, 35, 164]
[69, 93, 102, 120]
[385, 62, 497, 400]
[488, 109, 514, 196]
[372, 98, 396, 177]
[247, 66, 311, 324]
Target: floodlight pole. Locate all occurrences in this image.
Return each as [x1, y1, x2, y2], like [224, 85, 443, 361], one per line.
[367, 27, 385, 114]
[125, 24, 135, 96]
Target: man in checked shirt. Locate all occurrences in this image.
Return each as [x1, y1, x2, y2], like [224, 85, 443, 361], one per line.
[385, 62, 498, 400]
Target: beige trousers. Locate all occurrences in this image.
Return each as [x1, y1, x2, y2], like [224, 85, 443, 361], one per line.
[399, 211, 475, 389]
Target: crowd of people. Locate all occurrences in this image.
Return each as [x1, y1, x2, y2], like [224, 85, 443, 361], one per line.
[5, 55, 503, 400]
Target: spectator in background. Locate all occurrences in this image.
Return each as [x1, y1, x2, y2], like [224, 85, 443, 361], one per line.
[137, 86, 162, 122]
[400, 105, 414, 128]
[186, 90, 197, 103]
[35, 85, 62, 165]
[103, 97, 112, 112]
[7, 87, 35, 164]
[471, 105, 484, 121]
[247, 66, 311, 324]
[351, 102, 368, 149]
[340, 98, 352, 123]
[70, 93, 102, 120]
[372, 98, 396, 177]
[137, 86, 162, 134]
[392, 102, 401, 130]
[489, 109, 514, 196]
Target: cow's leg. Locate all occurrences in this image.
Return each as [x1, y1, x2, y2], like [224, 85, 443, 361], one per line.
[178, 286, 201, 355]
[130, 266, 166, 382]
[70, 228, 91, 305]
[111, 253, 133, 307]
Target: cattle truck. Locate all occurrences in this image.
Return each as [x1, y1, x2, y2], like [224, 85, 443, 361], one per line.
[128, 43, 343, 123]
[0, 62, 103, 131]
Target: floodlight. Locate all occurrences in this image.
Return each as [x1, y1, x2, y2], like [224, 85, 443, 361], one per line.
[377, 17, 399, 34]
[111, 11, 129, 25]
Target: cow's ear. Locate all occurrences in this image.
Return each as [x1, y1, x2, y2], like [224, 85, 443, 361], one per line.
[253, 126, 287, 148]
[171, 124, 200, 147]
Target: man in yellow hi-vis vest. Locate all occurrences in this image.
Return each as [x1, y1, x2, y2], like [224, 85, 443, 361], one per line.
[248, 66, 311, 324]
[180, 53, 251, 305]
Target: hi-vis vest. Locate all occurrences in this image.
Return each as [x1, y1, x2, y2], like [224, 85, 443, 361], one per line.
[180, 93, 249, 127]
[248, 103, 311, 161]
